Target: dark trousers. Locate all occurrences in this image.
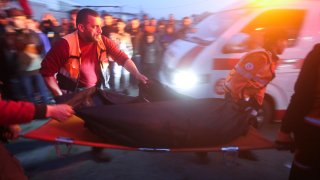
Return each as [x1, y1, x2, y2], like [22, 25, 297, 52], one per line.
[290, 123, 320, 180]
[142, 63, 159, 80]
[224, 93, 261, 128]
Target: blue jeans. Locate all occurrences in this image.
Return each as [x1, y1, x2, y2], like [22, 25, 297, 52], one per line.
[108, 61, 130, 92]
[130, 55, 141, 87]
[20, 73, 51, 103]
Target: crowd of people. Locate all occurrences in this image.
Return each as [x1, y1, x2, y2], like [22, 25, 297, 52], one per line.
[0, 8, 194, 101]
[0, 7, 194, 179]
[1, 5, 320, 180]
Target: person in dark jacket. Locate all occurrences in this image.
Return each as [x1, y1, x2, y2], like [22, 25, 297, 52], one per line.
[0, 100, 74, 180]
[276, 44, 320, 179]
[160, 24, 176, 50]
[68, 9, 78, 33]
[101, 13, 115, 38]
[127, 18, 144, 88]
[176, 16, 193, 39]
[141, 33, 163, 80]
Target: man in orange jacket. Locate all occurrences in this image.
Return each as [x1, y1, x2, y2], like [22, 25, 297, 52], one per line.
[40, 8, 147, 162]
[224, 28, 288, 127]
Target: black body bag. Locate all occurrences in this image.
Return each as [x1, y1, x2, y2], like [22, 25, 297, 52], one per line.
[56, 80, 250, 148]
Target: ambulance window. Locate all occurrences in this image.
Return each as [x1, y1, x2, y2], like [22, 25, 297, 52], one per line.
[223, 9, 305, 54]
[242, 9, 305, 48]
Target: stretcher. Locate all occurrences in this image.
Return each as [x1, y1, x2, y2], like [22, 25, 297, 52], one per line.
[21, 115, 275, 153]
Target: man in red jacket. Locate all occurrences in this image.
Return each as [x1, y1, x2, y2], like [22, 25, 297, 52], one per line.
[40, 8, 147, 96]
[40, 8, 147, 161]
[0, 100, 74, 180]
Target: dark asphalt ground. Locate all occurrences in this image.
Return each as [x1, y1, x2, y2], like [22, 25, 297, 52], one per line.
[6, 119, 293, 180]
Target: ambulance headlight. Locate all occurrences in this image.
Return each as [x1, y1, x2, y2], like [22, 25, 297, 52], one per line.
[172, 71, 199, 89]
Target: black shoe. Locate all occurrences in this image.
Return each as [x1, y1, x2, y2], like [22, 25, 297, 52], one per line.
[90, 147, 112, 162]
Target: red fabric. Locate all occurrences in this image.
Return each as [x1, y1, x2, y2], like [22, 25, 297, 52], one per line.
[102, 36, 129, 65]
[78, 39, 99, 87]
[40, 35, 129, 87]
[40, 39, 68, 77]
[0, 100, 35, 125]
[23, 116, 275, 151]
[23, 116, 136, 150]
[18, 0, 32, 17]
[0, 144, 28, 180]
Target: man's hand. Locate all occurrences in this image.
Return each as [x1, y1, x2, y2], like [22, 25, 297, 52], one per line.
[43, 76, 63, 96]
[46, 104, 74, 122]
[4, 125, 21, 140]
[123, 59, 148, 84]
[135, 72, 148, 84]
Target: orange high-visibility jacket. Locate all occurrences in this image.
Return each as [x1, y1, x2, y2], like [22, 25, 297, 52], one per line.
[59, 31, 108, 82]
[224, 49, 277, 105]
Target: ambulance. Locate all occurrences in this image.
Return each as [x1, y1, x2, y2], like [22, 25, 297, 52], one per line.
[159, 0, 320, 123]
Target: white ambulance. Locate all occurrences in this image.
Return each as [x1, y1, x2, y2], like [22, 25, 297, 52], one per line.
[159, 0, 320, 123]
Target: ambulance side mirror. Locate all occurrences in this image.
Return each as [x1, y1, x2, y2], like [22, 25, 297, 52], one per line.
[222, 33, 250, 54]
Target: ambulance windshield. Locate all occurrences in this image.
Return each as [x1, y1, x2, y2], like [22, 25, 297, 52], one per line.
[184, 8, 251, 45]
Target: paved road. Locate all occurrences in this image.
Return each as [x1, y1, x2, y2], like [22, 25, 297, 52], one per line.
[6, 121, 293, 180]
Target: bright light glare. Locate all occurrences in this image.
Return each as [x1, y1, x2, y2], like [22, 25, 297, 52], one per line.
[255, 27, 264, 31]
[173, 71, 199, 89]
[248, 0, 295, 6]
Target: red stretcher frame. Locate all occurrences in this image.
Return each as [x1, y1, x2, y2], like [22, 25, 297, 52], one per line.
[21, 115, 275, 152]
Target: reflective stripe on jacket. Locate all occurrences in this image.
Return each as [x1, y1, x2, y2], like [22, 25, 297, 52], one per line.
[60, 31, 108, 81]
[224, 49, 276, 105]
[304, 116, 320, 127]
